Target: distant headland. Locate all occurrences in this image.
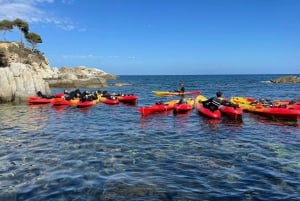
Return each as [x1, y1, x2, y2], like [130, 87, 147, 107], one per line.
[270, 75, 300, 83]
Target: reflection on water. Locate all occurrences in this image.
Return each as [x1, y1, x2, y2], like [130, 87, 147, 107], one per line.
[0, 104, 49, 132]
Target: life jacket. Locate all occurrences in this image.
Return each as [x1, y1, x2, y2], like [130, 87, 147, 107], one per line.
[211, 97, 222, 107]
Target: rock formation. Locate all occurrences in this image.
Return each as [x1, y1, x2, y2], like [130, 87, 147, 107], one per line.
[0, 42, 53, 103]
[0, 42, 116, 103]
[47, 66, 117, 88]
[271, 75, 300, 83]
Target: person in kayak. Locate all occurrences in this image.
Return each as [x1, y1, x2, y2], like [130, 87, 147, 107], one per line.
[174, 83, 185, 97]
[179, 83, 185, 93]
[36, 91, 54, 99]
[202, 91, 238, 111]
[64, 89, 81, 100]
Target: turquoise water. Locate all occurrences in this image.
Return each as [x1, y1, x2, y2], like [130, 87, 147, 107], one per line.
[0, 75, 300, 201]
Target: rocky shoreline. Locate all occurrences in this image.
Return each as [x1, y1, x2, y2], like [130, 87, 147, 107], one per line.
[0, 42, 117, 103]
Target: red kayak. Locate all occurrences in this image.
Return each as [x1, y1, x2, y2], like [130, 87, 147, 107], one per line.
[196, 102, 221, 119]
[173, 98, 194, 114]
[54, 93, 65, 98]
[77, 100, 97, 108]
[28, 96, 52, 105]
[117, 94, 138, 104]
[195, 96, 221, 119]
[274, 100, 300, 106]
[219, 105, 243, 120]
[138, 100, 178, 116]
[98, 96, 119, 105]
[231, 97, 300, 121]
[253, 105, 300, 121]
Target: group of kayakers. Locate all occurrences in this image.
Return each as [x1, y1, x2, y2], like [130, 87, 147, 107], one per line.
[63, 89, 99, 101]
[37, 89, 121, 102]
[36, 82, 297, 112]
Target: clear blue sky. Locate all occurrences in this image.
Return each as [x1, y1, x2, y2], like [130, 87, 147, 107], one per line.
[0, 0, 299, 75]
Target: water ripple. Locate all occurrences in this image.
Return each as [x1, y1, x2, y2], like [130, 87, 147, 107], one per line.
[1, 75, 300, 200]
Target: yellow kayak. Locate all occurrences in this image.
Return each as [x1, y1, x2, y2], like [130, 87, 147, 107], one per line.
[152, 90, 201, 96]
[230, 97, 256, 111]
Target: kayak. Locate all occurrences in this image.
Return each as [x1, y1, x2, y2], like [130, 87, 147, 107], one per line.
[116, 94, 138, 104]
[230, 97, 300, 121]
[77, 100, 98, 108]
[255, 106, 300, 121]
[138, 100, 178, 116]
[230, 97, 256, 111]
[273, 99, 300, 106]
[54, 93, 65, 98]
[28, 96, 52, 105]
[152, 90, 201, 96]
[273, 100, 300, 110]
[230, 96, 300, 110]
[173, 98, 195, 114]
[98, 96, 119, 105]
[51, 98, 79, 106]
[195, 95, 221, 119]
[219, 105, 243, 120]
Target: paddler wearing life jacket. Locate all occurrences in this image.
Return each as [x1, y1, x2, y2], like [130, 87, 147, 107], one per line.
[174, 83, 185, 94]
[203, 91, 238, 111]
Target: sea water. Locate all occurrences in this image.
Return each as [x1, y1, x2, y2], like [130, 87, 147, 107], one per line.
[0, 74, 300, 201]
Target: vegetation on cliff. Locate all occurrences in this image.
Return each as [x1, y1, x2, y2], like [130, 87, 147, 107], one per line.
[0, 42, 47, 67]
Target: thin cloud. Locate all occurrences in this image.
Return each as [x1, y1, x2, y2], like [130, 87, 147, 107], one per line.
[0, 0, 76, 31]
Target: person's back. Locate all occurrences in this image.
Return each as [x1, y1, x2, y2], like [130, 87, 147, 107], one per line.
[215, 91, 238, 108]
[202, 91, 224, 111]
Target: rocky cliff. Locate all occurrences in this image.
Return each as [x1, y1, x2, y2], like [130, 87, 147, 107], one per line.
[0, 42, 53, 103]
[0, 42, 116, 103]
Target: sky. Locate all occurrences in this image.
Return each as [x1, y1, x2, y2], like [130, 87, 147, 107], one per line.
[0, 0, 299, 75]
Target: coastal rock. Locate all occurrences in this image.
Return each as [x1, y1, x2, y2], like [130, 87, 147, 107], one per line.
[271, 75, 300, 83]
[46, 66, 117, 88]
[0, 42, 117, 103]
[0, 42, 53, 103]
